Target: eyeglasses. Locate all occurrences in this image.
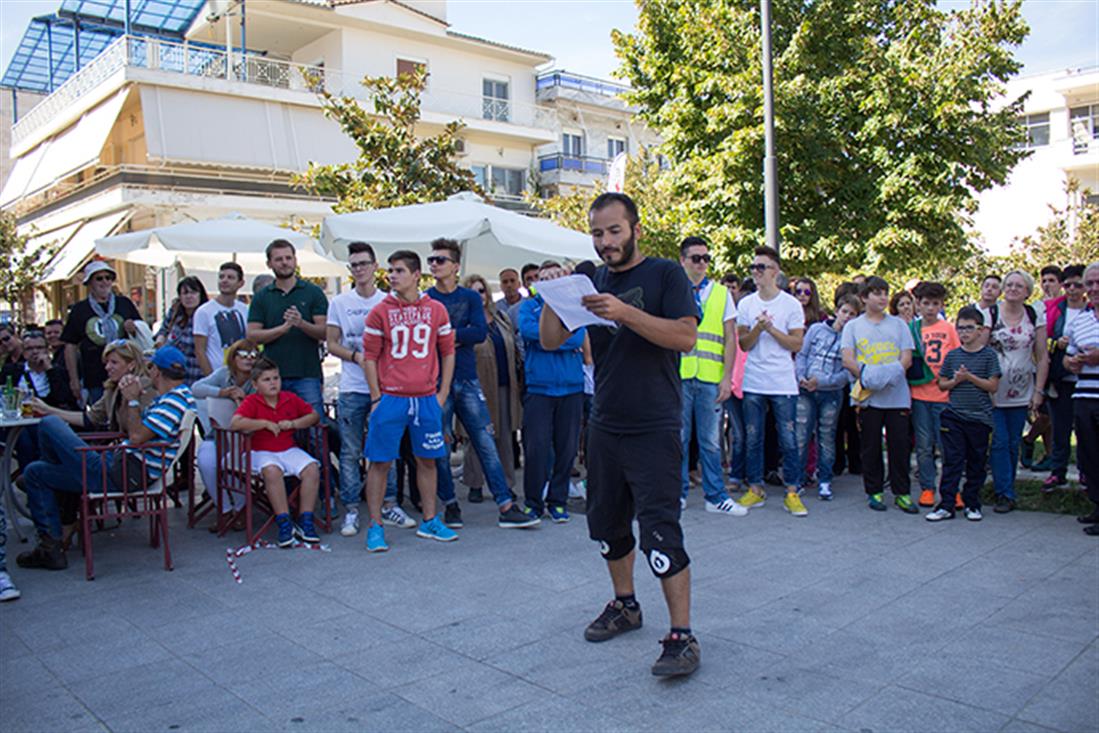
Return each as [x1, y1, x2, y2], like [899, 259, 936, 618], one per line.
[956, 325, 977, 332]
[426, 255, 454, 266]
[1003, 282, 1027, 290]
[92, 274, 116, 283]
[348, 260, 375, 271]
[1065, 281, 1085, 289]
[235, 350, 260, 359]
[687, 254, 711, 264]
[748, 263, 772, 272]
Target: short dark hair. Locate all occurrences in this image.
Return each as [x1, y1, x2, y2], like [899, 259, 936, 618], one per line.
[679, 236, 708, 257]
[1040, 265, 1064, 281]
[721, 272, 739, 286]
[912, 281, 948, 301]
[739, 277, 757, 295]
[499, 267, 519, 278]
[589, 192, 639, 227]
[540, 260, 561, 270]
[388, 249, 421, 274]
[835, 294, 862, 313]
[265, 239, 296, 260]
[251, 356, 280, 381]
[753, 245, 781, 268]
[430, 238, 462, 263]
[981, 273, 1002, 285]
[21, 329, 46, 344]
[520, 263, 540, 279]
[956, 305, 984, 326]
[45, 318, 63, 328]
[219, 262, 244, 281]
[833, 281, 860, 306]
[1063, 264, 1085, 279]
[347, 241, 377, 261]
[861, 276, 890, 297]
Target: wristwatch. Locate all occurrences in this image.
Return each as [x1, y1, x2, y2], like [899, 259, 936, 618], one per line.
[127, 399, 141, 408]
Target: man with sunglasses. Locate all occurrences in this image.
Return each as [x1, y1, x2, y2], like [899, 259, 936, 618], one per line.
[1064, 262, 1099, 535]
[61, 261, 140, 407]
[0, 325, 24, 371]
[1044, 264, 1088, 489]
[426, 238, 538, 529]
[193, 262, 249, 377]
[677, 237, 745, 517]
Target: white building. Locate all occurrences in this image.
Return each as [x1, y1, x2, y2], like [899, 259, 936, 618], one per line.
[0, 0, 646, 320]
[971, 65, 1099, 255]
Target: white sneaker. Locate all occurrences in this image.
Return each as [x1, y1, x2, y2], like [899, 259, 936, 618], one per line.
[680, 496, 687, 510]
[706, 498, 749, 517]
[818, 482, 833, 501]
[382, 504, 417, 529]
[569, 480, 586, 499]
[0, 571, 20, 602]
[965, 507, 983, 522]
[925, 507, 955, 522]
[340, 509, 361, 537]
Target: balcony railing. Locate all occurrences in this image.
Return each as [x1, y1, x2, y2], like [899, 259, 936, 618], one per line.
[13, 35, 556, 146]
[538, 153, 609, 175]
[536, 69, 629, 98]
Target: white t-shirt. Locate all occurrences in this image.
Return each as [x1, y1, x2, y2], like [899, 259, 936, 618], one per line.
[736, 290, 805, 395]
[192, 298, 250, 371]
[699, 281, 737, 323]
[327, 288, 386, 394]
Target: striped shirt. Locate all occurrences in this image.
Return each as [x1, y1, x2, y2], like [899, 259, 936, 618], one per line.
[940, 345, 1002, 427]
[126, 384, 196, 479]
[1066, 306, 1099, 399]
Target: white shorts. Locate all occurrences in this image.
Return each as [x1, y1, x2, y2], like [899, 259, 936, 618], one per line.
[251, 447, 319, 478]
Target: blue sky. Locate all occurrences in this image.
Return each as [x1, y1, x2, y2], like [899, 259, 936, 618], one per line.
[2, 0, 1096, 84]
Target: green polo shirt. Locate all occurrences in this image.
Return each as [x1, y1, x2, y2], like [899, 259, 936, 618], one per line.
[248, 278, 329, 379]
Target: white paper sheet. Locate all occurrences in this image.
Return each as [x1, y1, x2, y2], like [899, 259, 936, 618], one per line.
[534, 275, 616, 332]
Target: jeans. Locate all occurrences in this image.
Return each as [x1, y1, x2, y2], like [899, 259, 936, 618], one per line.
[23, 415, 117, 538]
[795, 389, 841, 486]
[337, 391, 372, 510]
[1048, 381, 1076, 479]
[680, 380, 729, 504]
[436, 379, 511, 507]
[991, 406, 1028, 500]
[858, 407, 911, 496]
[938, 411, 990, 510]
[743, 392, 800, 488]
[522, 392, 584, 514]
[912, 400, 948, 491]
[725, 397, 745, 485]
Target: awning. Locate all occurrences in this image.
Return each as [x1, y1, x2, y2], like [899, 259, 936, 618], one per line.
[40, 211, 131, 283]
[0, 89, 129, 208]
[26, 220, 83, 283]
[140, 86, 358, 171]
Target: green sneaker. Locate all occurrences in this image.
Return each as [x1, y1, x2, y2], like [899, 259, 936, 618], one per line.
[894, 494, 919, 514]
[867, 493, 887, 511]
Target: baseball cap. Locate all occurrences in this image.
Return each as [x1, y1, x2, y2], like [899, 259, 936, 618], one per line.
[150, 345, 186, 373]
[83, 261, 117, 284]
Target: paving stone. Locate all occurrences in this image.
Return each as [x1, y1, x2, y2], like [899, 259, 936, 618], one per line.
[838, 686, 1011, 732]
[389, 665, 544, 727]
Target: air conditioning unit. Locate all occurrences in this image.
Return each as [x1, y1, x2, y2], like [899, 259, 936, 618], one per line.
[454, 138, 467, 154]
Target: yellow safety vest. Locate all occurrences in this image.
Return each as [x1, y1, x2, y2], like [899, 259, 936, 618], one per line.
[680, 282, 728, 383]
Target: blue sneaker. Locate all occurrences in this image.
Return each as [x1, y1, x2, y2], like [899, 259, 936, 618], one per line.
[416, 515, 458, 542]
[294, 513, 320, 544]
[548, 506, 570, 523]
[276, 519, 294, 548]
[366, 523, 389, 553]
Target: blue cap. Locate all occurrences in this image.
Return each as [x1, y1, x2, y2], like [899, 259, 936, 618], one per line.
[151, 345, 186, 373]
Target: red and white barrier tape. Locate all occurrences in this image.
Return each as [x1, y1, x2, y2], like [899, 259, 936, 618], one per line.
[225, 539, 331, 584]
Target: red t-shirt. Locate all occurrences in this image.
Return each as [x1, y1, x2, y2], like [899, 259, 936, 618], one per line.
[911, 318, 961, 403]
[234, 392, 314, 452]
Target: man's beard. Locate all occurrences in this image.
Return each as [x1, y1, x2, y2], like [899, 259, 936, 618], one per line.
[598, 231, 636, 268]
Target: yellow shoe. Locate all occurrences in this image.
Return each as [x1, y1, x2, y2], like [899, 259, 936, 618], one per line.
[737, 490, 766, 509]
[784, 492, 808, 517]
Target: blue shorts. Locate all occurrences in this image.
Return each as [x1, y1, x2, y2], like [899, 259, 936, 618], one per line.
[364, 395, 446, 462]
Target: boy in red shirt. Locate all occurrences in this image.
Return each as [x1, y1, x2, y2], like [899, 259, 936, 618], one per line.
[362, 250, 456, 551]
[231, 357, 322, 547]
[910, 282, 961, 508]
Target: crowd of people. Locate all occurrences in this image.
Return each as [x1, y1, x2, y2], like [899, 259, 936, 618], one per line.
[0, 192, 1096, 677]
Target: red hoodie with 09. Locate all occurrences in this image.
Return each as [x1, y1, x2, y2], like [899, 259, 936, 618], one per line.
[362, 292, 455, 397]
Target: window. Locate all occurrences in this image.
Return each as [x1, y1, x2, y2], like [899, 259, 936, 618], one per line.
[483, 79, 510, 122]
[607, 136, 627, 158]
[562, 132, 584, 157]
[1070, 105, 1098, 154]
[490, 166, 525, 196]
[396, 58, 426, 79]
[471, 165, 487, 190]
[1016, 113, 1050, 150]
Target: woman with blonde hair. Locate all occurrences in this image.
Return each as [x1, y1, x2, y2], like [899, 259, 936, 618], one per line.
[460, 274, 521, 502]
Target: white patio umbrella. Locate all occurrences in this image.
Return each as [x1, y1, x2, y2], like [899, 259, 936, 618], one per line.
[320, 192, 595, 276]
[95, 213, 346, 276]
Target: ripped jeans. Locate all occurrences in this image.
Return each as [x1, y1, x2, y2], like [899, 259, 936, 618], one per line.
[743, 392, 801, 489]
[795, 389, 842, 486]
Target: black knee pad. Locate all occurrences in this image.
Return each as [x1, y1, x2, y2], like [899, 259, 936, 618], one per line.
[597, 535, 635, 561]
[644, 546, 690, 579]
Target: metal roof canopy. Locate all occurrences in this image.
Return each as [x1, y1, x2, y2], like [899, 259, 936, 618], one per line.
[1, 0, 205, 93]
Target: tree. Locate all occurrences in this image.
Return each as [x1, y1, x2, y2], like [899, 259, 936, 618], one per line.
[612, 0, 1031, 275]
[0, 211, 61, 324]
[292, 68, 478, 213]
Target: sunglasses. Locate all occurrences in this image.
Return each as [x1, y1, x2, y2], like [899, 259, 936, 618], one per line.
[687, 254, 711, 264]
[348, 260, 375, 271]
[795, 288, 813, 296]
[426, 255, 454, 266]
[748, 263, 771, 272]
[92, 274, 116, 282]
[1065, 281, 1085, 289]
[235, 350, 260, 359]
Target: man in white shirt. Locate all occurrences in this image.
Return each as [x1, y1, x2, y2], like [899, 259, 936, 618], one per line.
[325, 242, 414, 536]
[193, 262, 250, 376]
[735, 246, 807, 516]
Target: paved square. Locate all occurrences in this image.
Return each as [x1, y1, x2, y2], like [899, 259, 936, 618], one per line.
[2, 474, 1096, 732]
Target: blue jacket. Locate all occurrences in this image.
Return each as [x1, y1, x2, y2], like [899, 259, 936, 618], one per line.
[795, 320, 851, 392]
[519, 296, 585, 396]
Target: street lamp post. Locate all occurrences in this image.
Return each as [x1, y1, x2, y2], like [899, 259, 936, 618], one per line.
[761, 0, 780, 254]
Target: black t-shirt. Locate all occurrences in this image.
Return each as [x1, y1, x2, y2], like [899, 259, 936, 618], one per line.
[60, 295, 142, 390]
[588, 257, 698, 434]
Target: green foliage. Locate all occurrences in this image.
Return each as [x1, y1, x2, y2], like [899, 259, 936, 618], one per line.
[0, 211, 61, 324]
[611, 0, 1030, 275]
[292, 68, 479, 213]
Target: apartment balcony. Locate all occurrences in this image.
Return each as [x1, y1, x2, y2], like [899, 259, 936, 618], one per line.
[1063, 134, 1099, 177]
[537, 152, 608, 188]
[12, 34, 556, 152]
[535, 69, 631, 112]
